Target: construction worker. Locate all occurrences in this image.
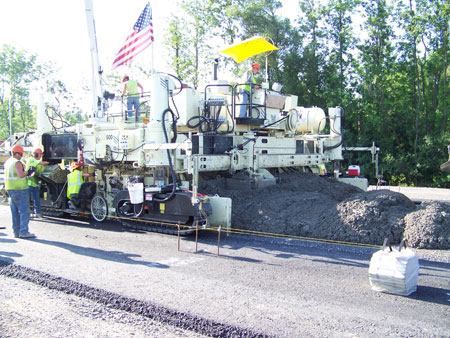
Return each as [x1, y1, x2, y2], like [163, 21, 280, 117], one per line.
[240, 62, 261, 117]
[26, 148, 49, 218]
[121, 75, 144, 118]
[4, 145, 35, 238]
[66, 161, 91, 209]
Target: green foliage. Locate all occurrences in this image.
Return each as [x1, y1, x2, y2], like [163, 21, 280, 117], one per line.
[2, 0, 450, 188]
[164, 0, 216, 88]
[162, 0, 450, 187]
[0, 44, 82, 140]
[0, 44, 42, 139]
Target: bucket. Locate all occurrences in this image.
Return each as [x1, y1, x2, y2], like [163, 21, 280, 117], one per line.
[127, 182, 144, 204]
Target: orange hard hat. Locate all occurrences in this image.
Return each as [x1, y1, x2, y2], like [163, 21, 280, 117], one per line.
[33, 148, 43, 154]
[252, 62, 260, 71]
[70, 161, 81, 170]
[11, 145, 24, 154]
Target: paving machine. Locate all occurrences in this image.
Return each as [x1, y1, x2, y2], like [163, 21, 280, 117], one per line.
[33, 69, 348, 233]
[17, 1, 359, 233]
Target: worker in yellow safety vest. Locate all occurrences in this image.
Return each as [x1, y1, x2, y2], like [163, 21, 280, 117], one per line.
[67, 161, 83, 199]
[121, 75, 144, 118]
[4, 145, 35, 238]
[240, 62, 261, 117]
[67, 161, 92, 209]
[26, 148, 49, 218]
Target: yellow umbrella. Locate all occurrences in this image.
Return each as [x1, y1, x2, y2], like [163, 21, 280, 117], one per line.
[220, 36, 279, 64]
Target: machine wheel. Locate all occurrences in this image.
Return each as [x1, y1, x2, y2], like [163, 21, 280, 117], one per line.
[250, 106, 260, 118]
[90, 194, 108, 222]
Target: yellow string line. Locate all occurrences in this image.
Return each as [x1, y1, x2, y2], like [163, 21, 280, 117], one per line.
[58, 211, 380, 249]
[205, 226, 379, 248]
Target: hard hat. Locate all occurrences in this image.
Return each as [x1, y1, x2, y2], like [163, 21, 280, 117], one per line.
[252, 62, 260, 71]
[122, 75, 129, 82]
[70, 161, 81, 170]
[33, 148, 43, 154]
[11, 145, 24, 154]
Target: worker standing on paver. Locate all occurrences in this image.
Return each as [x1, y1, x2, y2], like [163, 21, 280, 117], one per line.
[240, 62, 261, 117]
[122, 75, 144, 118]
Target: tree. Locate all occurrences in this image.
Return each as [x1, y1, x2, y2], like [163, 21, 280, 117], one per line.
[358, 1, 397, 142]
[323, 0, 360, 107]
[230, 0, 302, 94]
[0, 44, 42, 139]
[160, 0, 450, 186]
[295, 0, 328, 107]
[164, 0, 215, 89]
[421, 0, 450, 134]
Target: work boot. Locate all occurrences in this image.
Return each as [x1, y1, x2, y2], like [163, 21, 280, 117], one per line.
[19, 232, 36, 239]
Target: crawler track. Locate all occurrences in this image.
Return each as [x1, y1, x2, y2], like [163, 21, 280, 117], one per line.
[41, 206, 202, 236]
[119, 217, 205, 236]
[41, 206, 66, 218]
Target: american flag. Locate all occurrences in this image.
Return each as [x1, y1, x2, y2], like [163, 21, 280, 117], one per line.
[112, 2, 154, 70]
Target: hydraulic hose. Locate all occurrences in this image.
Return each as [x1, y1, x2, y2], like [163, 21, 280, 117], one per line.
[152, 108, 178, 203]
[324, 109, 344, 151]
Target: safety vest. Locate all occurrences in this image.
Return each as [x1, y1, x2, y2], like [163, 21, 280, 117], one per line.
[243, 72, 257, 93]
[26, 157, 42, 187]
[4, 157, 28, 191]
[67, 169, 83, 199]
[126, 80, 139, 97]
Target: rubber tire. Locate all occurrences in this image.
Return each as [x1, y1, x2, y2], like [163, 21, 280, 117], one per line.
[90, 194, 108, 222]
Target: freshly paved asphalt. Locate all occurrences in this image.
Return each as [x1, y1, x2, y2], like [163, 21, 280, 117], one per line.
[0, 205, 449, 337]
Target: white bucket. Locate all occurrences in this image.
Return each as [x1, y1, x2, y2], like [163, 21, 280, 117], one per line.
[128, 182, 144, 204]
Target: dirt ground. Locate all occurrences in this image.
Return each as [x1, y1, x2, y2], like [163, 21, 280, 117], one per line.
[200, 172, 450, 249]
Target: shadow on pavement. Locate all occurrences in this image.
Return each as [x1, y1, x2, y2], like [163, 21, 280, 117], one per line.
[186, 230, 376, 268]
[0, 238, 17, 244]
[0, 251, 22, 258]
[32, 238, 169, 269]
[197, 249, 263, 263]
[418, 259, 450, 276]
[0, 257, 14, 265]
[35, 216, 145, 234]
[409, 285, 450, 306]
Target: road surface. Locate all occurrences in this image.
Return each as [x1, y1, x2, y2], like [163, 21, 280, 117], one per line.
[0, 205, 449, 337]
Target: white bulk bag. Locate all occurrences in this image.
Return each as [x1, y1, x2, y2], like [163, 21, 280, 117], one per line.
[368, 239, 419, 296]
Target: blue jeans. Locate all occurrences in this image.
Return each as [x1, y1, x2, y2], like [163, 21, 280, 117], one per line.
[8, 189, 30, 236]
[239, 91, 249, 117]
[28, 186, 41, 214]
[127, 96, 140, 117]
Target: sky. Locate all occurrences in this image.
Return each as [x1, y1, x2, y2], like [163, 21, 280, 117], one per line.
[0, 0, 300, 100]
[0, 1, 177, 92]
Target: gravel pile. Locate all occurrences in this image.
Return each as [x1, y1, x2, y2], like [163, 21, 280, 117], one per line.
[404, 201, 450, 249]
[200, 172, 450, 249]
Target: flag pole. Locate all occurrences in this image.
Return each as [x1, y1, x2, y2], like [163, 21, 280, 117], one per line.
[151, 2, 154, 75]
[151, 38, 154, 75]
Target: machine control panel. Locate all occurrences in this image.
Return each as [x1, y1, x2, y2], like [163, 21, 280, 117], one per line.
[119, 133, 134, 150]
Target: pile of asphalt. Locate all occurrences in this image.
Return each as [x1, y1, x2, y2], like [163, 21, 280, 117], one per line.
[199, 172, 450, 249]
[0, 261, 271, 338]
